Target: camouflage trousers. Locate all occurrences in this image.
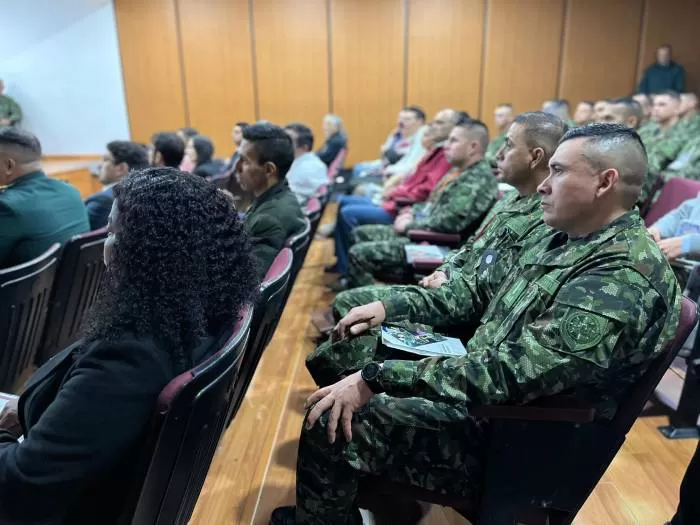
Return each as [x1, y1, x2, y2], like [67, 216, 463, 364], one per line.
[348, 224, 414, 288]
[296, 393, 488, 524]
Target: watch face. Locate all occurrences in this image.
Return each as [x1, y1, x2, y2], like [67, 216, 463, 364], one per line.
[363, 362, 380, 381]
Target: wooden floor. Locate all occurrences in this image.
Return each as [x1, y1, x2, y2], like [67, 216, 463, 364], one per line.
[190, 204, 697, 525]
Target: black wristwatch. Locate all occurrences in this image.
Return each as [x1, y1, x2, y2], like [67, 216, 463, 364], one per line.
[361, 362, 384, 394]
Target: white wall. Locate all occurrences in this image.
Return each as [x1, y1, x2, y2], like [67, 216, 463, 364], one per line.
[2, 0, 130, 155]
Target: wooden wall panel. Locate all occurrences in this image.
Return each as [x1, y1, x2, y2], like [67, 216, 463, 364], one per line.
[177, 0, 256, 156]
[330, 0, 405, 164]
[641, 0, 700, 93]
[559, 0, 643, 106]
[406, 0, 485, 120]
[480, 0, 565, 133]
[114, 0, 187, 143]
[253, 0, 330, 148]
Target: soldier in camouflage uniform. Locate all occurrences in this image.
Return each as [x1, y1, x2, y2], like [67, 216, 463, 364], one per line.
[270, 124, 682, 525]
[0, 80, 21, 127]
[678, 93, 700, 136]
[331, 112, 568, 325]
[646, 91, 690, 173]
[485, 103, 513, 167]
[344, 120, 497, 288]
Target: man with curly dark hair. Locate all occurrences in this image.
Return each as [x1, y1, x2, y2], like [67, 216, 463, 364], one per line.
[238, 122, 305, 277]
[0, 167, 258, 524]
[85, 140, 149, 230]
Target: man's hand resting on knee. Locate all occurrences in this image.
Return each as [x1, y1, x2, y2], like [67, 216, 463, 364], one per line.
[419, 270, 448, 289]
[335, 301, 386, 339]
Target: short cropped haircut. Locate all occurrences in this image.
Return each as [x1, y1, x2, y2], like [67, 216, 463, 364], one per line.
[178, 127, 199, 139]
[107, 140, 149, 170]
[559, 123, 647, 209]
[513, 112, 569, 164]
[0, 127, 41, 163]
[285, 123, 315, 151]
[607, 97, 644, 127]
[403, 105, 426, 122]
[456, 119, 489, 151]
[455, 110, 471, 125]
[243, 123, 295, 179]
[151, 132, 185, 168]
[657, 90, 681, 101]
[191, 135, 215, 167]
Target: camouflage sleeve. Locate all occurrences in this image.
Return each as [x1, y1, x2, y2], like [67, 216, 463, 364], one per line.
[669, 142, 700, 180]
[406, 177, 497, 233]
[380, 268, 674, 406]
[648, 134, 688, 173]
[437, 243, 474, 277]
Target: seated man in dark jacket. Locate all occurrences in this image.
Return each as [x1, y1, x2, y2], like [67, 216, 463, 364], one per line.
[0, 128, 89, 268]
[150, 131, 185, 168]
[85, 140, 148, 230]
[316, 114, 347, 166]
[238, 123, 305, 277]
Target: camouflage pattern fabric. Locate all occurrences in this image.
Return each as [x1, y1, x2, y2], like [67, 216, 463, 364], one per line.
[296, 395, 487, 524]
[638, 121, 658, 150]
[646, 121, 691, 174]
[485, 133, 506, 168]
[0, 95, 21, 125]
[665, 135, 700, 181]
[345, 160, 497, 288]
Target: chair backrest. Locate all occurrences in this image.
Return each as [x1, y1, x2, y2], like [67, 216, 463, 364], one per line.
[37, 229, 108, 365]
[304, 197, 323, 237]
[644, 177, 700, 226]
[284, 218, 312, 285]
[327, 148, 347, 182]
[229, 248, 293, 419]
[125, 307, 253, 525]
[0, 244, 61, 392]
[315, 185, 330, 206]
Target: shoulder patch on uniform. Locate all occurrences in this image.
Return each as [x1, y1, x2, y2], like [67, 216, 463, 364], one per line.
[561, 308, 608, 352]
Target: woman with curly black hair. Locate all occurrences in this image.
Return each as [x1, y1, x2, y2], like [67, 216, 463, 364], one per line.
[0, 168, 258, 524]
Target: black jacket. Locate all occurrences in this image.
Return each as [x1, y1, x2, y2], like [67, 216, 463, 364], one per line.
[84, 186, 114, 230]
[316, 131, 347, 166]
[245, 182, 304, 278]
[638, 61, 685, 94]
[0, 335, 215, 525]
[193, 159, 224, 179]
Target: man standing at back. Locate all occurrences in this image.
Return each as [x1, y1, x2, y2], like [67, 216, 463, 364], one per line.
[85, 141, 149, 230]
[0, 128, 88, 268]
[638, 45, 685, 94]
[485, 104, 514, 167]
[238, 123, 304, 278]
[0, 80, 21, 127]
[285, 123, 328, 204]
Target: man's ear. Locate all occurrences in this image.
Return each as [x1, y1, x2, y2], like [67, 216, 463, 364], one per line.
[530, 147, 545, 170]
[116, 162, 130, 177]
[264, 161, 278, 181]
[596, 168, 619, 198]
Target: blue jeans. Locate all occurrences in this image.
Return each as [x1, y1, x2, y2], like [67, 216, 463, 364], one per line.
[333, 196, 393, 275]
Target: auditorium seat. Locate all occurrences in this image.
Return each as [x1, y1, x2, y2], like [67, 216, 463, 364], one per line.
[304, 197, 323, 238]
[0, 244, 62, 392]
[327, 148, 347, 185]
[356, 296, 698, 525]
[37, 228, 108, 365]
[230, 248, 293, 419]
[644, 177, 700, 227]
[285, 218, 312, 286]
[122, 307, 253, 525]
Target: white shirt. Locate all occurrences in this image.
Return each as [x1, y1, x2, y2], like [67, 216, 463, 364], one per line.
[287, 152, 328, 203]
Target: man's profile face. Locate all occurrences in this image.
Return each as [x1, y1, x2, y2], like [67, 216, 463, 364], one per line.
[496, 123, 532, 186]
[679, 94, 698, 117]
[237, 140, 268, 193]
[430, 110, 455, 143]
[399, 110, 420, 135]
[574, 103, 593, 125]
[494, 107, 513, 130]
[632, 94, 651, 118]
[599, 104, 638, 129]
[652, 95, 679, 123]
[444, 127, 469, 166]
[232, 125, 244, 146]
[657, 46, 671, 66]
[99, 151, 123, 184]
[285, 128, 303, 158]
[593, 101, 608, 122]
[538, 138, 601, 233]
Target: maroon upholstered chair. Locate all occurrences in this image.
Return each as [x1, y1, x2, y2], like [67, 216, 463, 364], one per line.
[285, 218, 312, 286]
[315, 185, 330, 207]
[37, 228, 108, 365]
[304, 197, 323, 238]
[120, 307, 253, 525]
[229, 249, 293, 419]
[645, 177, 700, 227]
[0, 244, 61, 391]
[356, 297, 698, 525]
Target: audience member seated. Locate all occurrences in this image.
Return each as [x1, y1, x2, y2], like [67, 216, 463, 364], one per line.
[0, 168, 257, 524]
[224, 121, 248, 173]
[0, 128, 89, 268]
[325, 109, 460, 279]
[632, 93, 656, 143]
[337, 119, 497, 292]
[237, 123, 305, 278]
[284, 123, 328, 204]
[149, 131, 185, 168]
[663, 96, 700, 180]
[0, 79, 21, 127]
[574, 100, 595, 125]
[85, 140, 149, 230]
[186, 135, 223, 179]
[543, 99, 574, 126]
[316, 114, 347, 167]
[177, 127, 199, 172]
[271, 123, 681, 524]
[647, 91, 689, 173]
[593, 99, 609, 122]
[678, 92, 700, 135]
[484, 103, 514, 167]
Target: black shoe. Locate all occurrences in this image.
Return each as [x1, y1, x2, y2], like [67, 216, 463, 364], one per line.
[328, 277, 349, 293]
[270, 506, 296, 525]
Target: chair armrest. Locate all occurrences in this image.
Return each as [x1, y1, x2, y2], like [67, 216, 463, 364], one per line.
[471, 396, 596, 423]
[411, 258, 443, 272]
[407, 229, 461, 247]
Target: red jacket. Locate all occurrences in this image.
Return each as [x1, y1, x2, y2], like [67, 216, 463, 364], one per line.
[382, 146, 451, 215]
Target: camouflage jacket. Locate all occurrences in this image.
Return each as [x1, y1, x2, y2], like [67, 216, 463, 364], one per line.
[380, 211, 681, 408]
[438, 191, 544, 278]
[638, 121, 658, 150]
[406, 159, 497, 233]
[0, 95, 22, 124]
[678, 113, 700, 137]
[485, 134, 506, 168]
[665, 134, 700, 181]
[647, 121, 690, 173]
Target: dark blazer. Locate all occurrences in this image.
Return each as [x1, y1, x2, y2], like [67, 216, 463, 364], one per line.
[245, 182, 304, 277]
[193, 160, 224, 179]
[0, 171, 90, 268]
[638, 61, 686, 94]
[316, 131, 347, 166]
[84, 186, 114, 230]
[0, 334, 217, 525]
